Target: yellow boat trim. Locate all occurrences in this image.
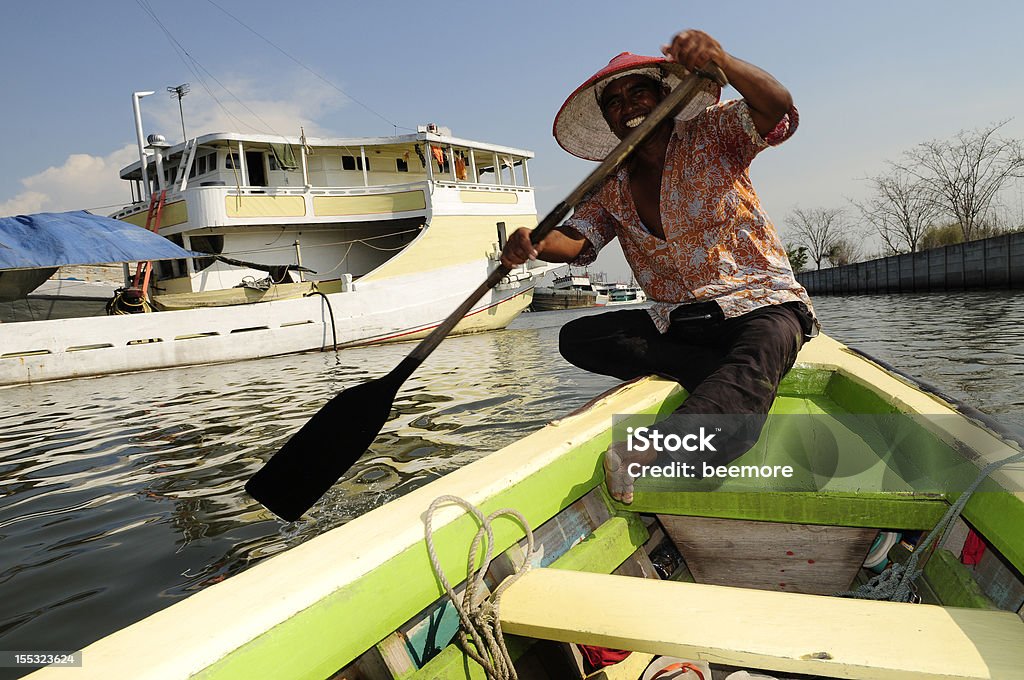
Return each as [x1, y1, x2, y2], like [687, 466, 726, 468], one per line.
[501, 568, 1024, 680]
[313, 191, 425, 216]
[122, 200, 188, 228]
[225, 195, 306, 218]
[459, 190, 519, 204]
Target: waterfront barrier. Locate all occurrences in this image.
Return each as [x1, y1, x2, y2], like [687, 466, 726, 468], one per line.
[797, 232, 1024, 295]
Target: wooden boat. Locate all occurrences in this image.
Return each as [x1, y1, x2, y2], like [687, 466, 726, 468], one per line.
[531, 272, 599, 311]
[26, 334, 1024, 679]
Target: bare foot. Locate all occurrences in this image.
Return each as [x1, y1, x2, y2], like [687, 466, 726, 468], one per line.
[603, 440, 657, 504]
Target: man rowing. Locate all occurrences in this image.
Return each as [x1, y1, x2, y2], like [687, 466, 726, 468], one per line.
[501, 29, 818, 503]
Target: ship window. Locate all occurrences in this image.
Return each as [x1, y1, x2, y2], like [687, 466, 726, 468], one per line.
[207, 153, 217, 171]
[226, 153, 240, 170]
[396, 158, 409, 172]
[197, 156, 207, 175]
[268, 154, 279, 171]
[342, 155, 370, 171]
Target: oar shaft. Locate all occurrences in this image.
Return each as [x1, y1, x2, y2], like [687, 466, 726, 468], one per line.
[406, 263, 512, 366]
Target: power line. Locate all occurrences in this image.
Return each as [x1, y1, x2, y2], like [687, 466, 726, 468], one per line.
[135, 0, 293, 141]
[203, 0, 411, 132]
[134, 0, 265, 136]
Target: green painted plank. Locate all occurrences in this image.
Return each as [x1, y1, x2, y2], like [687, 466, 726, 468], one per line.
[548, 515, 648, 574]
[923, 549, 996, 610]
[777, 366, 833, 397]
[630, 393, 967, 498]
[406, 636, 532, 680]
[400, 599, 463, 672]
[958, 481, 1024, 579]
[825, 371, 900, 415]
[622, 492, 948, 529]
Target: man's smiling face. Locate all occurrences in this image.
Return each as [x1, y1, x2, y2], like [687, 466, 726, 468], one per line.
[599, 74, 667, 140]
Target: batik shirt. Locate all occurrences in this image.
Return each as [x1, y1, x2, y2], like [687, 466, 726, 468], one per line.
[566, 99, 816, 333]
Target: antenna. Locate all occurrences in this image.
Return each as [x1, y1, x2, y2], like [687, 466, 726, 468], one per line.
[167, 83, 191, 140]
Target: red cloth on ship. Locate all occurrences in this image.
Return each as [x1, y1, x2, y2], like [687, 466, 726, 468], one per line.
[961, 528, 986, 565]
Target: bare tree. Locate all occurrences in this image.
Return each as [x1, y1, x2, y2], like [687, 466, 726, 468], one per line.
[787, 207, 844, 269]
[853, 165, 940, 253]
[900, 121, 1024, 242]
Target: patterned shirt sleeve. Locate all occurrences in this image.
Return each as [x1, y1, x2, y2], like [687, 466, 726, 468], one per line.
[564, 193, 618, 266]
[701, 99, 799, 169]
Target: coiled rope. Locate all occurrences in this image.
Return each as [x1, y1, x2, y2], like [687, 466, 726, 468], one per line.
[424, 495, 534, 680]
[106, 288, 152, 315]
[835, 446, 1024, 601]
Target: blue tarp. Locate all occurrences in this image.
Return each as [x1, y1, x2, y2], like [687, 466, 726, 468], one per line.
[0, 210, 198, 270]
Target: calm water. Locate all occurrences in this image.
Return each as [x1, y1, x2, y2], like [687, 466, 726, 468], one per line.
[1, 292, 1023, 675]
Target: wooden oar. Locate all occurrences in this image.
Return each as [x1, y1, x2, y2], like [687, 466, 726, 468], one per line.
[246, 64, 728, 521]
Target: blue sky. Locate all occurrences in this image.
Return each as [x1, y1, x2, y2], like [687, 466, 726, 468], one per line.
[3, 1, 1024, 280]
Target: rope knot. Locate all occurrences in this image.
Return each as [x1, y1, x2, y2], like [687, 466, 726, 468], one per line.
[425, 495, 535, 680]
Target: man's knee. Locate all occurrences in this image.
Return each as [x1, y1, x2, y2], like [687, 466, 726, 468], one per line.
[558, 316, 594, 363]
[735, 307, 804, 374]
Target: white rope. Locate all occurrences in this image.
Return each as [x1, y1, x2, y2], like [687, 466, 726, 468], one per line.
[424, 495, 534, 680]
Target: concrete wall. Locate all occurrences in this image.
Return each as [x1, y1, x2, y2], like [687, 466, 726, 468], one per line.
[797, 232, 1024, 295]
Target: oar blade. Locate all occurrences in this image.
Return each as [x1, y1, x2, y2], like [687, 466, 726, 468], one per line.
[245, 371, 404, 521]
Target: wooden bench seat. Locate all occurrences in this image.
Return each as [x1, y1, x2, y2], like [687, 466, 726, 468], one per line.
[499, 568, 1024, 679]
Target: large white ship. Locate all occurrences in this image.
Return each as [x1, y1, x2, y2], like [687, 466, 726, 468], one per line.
[0, 105, 554, 386]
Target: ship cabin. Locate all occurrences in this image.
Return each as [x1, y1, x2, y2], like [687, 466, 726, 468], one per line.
[111, 125, 536, 297]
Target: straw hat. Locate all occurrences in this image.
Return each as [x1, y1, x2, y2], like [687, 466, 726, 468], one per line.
[641, 656, 712, 680]
[553, 52, 721, 161]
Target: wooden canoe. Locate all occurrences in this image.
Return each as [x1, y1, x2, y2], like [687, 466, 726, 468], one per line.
[27, 334, 1024, 679]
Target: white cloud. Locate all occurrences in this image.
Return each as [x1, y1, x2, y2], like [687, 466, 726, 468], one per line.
[0, 145, 138, 217]
[0, 72, 348, 218]
[145, 72, 346, 143]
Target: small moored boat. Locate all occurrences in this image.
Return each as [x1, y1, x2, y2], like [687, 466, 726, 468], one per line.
[594, 281, 647, 307]
[26, 334, 1024, 679]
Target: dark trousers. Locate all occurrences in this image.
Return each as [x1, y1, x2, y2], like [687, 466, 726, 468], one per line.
[559, 301, 813, 466]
